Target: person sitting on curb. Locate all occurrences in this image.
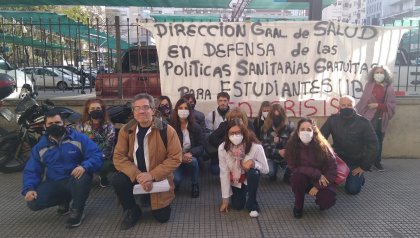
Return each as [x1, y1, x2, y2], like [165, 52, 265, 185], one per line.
[22, 109, 103, 229]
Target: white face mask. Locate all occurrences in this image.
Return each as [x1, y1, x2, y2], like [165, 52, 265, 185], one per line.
[299, 131, 313, 144]
[262, 111, 269, 119]
[229, 134, 244, 146]
[177, 109, 189, 119]
[374, 73, 385, 83]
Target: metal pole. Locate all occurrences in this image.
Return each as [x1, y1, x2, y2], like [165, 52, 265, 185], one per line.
[309, 0, 322, 21]
[115, 16, 122, 99]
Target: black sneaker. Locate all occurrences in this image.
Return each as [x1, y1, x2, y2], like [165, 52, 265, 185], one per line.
[293, 208, 303, 219]
[191, 184, 199, 198]
[99, 176, 110, 188]
[374, 162, 385, 172]
[57, 202, 70, 216]
[66, 208, 85, 228]
[120, 206, 142, 230]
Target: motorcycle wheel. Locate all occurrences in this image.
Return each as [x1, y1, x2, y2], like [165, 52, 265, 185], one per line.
[0, 131, 34, 173]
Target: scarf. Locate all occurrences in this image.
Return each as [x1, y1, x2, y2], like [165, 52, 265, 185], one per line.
[226, 144, 246, 185]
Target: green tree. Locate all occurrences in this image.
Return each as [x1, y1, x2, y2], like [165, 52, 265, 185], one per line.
[56, 6, 90, 25]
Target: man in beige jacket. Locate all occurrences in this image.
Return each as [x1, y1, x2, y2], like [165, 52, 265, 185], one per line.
[112, 93, 182, 230]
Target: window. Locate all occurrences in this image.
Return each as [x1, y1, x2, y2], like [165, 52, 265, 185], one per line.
[0, 58, 8, 70]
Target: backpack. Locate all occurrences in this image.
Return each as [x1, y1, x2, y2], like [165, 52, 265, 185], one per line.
[124, 119, 167, 149]
[160, 122, 167, 149]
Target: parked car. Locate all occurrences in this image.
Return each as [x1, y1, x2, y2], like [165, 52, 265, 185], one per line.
[49, 65, 95, 87]
[0, 56, 34, 99]
[21, 67, 82, 90]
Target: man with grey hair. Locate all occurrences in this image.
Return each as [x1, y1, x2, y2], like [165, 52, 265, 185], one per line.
[111, 93, 182, 230]
[321, 95, 379, 195]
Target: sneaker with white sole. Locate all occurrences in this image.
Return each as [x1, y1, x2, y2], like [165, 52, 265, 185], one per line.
[57, 202, 70, 216]
[249, 210, 259, 218]
[66, 209, 85, 228]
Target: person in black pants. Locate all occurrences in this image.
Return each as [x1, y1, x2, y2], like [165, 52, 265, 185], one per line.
[111, 93, 182, 230]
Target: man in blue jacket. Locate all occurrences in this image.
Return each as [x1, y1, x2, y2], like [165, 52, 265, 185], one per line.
[22, 109, 103, 228]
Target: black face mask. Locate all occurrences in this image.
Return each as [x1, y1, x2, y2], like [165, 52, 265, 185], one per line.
[46, 124, 66, 137]
[340, 108, 355, 118]
[189, 103, 196, 111]
[158, 104, 171, 117]
[89, 110, 104, 120]
[273, 116, 283, 127]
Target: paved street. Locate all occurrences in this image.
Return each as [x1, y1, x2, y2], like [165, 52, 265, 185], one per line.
[1, 159, 420, 237]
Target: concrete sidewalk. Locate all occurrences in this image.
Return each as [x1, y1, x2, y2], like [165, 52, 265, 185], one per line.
[1, 159, 419, 238]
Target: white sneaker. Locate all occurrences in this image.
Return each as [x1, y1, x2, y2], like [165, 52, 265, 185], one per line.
[249, 211, 259, 218]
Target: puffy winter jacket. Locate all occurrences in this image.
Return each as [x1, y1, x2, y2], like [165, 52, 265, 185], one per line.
[22, 128, 103, 195]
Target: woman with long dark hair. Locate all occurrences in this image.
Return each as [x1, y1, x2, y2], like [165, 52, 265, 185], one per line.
[253, 101, 271, 139]
[76, 98, 115, 187]
[170, 98, 203, 198]
[218, 119, 269, 218]
[157, 96, 173, 124]
[260, 103, 294, 182]
[285, 118, 337, 219]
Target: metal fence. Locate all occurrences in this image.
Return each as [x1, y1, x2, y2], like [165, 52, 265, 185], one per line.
[1, 14, 419, 98]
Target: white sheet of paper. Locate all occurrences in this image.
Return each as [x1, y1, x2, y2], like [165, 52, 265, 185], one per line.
[133, 179, 170, 194]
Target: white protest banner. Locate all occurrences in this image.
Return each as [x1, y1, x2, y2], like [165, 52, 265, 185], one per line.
[141, 21, 407, 117]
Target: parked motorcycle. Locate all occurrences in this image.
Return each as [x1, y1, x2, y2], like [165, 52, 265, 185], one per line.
[107, 101, 133, 145]
[0, 95, 81, 173]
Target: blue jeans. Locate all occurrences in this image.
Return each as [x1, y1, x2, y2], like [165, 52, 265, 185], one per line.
[230, 168, 261, 212]
[27, 173, 93, 211]
[173, 156, 199, 186]
[345, 172, 365, 195]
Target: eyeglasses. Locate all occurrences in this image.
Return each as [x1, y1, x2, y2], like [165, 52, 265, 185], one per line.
[133, 105, 152, 112]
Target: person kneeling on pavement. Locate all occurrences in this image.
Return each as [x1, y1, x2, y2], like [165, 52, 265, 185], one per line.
[22, 109, 103, 229]
[111, 93, 182, 230]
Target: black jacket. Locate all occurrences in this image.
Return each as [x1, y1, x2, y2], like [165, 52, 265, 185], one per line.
[321, 112, 379, 171]
[172, 122, 204, 158]
[253, 117, 264, 139]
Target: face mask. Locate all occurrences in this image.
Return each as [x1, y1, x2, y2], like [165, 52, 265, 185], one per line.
[262, 111, 269, 119]
[374, 73, 385, 83]
[89, 110, 104, 120]
[229, 134, 243, 146]
[189, 103, 196, 111]
[340, 108, 354, 117]
[158, 104, 171, 116]
[273, 116, 283, 127]
[46, 124, 66, 137]
[178, 109, 190, 119]
[299, 131, 313, 144]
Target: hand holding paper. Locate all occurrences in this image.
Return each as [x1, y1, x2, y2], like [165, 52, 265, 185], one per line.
[133, 179, 170, 194]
